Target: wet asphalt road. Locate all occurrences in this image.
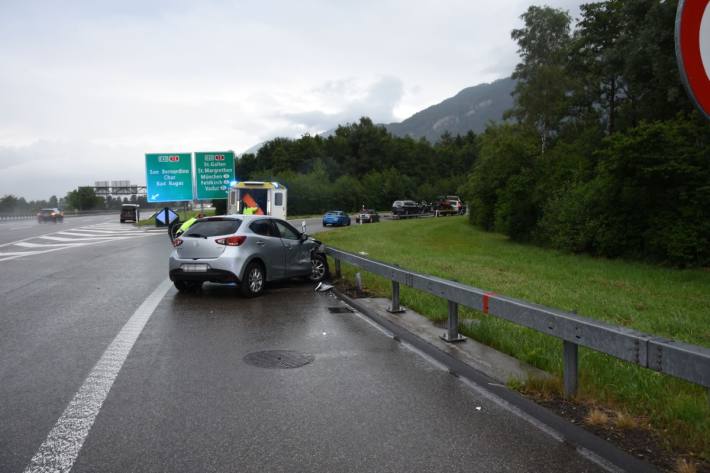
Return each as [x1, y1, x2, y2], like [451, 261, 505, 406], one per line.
[0, 214, 606, 472]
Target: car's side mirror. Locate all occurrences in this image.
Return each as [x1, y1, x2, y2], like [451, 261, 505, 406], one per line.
[299, 232, 309, 241]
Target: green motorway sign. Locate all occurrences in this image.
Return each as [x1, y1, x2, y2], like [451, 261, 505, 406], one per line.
[145, 153, 194, 203]
[195, 151, 235, 200]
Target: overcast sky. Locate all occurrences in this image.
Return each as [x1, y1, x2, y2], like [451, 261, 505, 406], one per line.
[0, 0, 583, 200]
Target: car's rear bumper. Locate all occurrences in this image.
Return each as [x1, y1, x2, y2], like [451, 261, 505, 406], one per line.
[169, 268, 239, 283]
[169, 248, 249, 282]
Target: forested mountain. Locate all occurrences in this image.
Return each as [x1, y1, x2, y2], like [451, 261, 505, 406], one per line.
[386, 77, 515, 142]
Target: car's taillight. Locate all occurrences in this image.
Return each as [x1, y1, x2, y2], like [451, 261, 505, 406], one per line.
[215, 236, 246, 246]
[172, 238, 183, 247]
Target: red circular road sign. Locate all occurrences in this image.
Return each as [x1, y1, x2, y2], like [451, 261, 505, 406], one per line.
[676, 0, 710, 120]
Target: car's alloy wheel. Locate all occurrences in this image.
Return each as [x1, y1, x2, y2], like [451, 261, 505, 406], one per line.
[310, 255, 328, 282]
[241, 262, 265, 297]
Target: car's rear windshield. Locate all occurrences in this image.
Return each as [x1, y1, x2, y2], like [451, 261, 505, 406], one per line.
[184, 219, 241, 237]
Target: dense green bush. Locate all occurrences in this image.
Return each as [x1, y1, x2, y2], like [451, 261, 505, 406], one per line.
[459, 1, 710, 267]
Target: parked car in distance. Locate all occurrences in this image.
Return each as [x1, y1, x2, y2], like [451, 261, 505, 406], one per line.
[169, 215, 329, 297]
[37, 208, 64, 223]
[322, 210, 351, 227]
[355, 209, 380, 223]
[120, 204, 140, 223]
[392, 200, 422, 216]
[446, 195, 465, 215]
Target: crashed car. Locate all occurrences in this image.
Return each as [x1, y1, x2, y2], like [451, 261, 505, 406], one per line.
[169, 215, 328, 297]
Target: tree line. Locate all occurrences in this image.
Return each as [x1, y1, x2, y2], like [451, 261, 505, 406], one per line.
[237, 123, 478, 214]
[462, 0, 709, 267]
[0, 190, 150, 214]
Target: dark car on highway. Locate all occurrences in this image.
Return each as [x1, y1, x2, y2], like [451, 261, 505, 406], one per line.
[37, 208, 64, 223]
[322, 210, 351, 227]
[169, 215, 329, 297]
[355, 209, 380, 223]
[392, 200, 421, 216]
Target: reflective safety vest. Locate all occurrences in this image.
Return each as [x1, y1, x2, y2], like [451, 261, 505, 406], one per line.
[178, 217, 197, 233]
[244, 207, 256, 215]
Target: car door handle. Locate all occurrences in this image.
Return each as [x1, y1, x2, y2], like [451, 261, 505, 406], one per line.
[256, 240, 265, 246]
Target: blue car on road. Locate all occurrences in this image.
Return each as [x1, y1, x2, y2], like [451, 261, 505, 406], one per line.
[322, 210, 351, 227]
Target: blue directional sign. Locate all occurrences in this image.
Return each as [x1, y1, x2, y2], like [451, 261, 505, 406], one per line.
[145, 153, 194, 203]
[195, 151, 236, 200]
[155, 208, 179, 225]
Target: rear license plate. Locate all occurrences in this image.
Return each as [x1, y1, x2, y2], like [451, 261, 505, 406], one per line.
[181, 263, 209, 272]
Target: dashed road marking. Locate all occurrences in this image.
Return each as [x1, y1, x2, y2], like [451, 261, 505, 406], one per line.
[38, 235, 133, 242]
[0, 223, 161, 262]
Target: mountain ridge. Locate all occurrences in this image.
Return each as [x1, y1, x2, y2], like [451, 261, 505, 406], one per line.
[240, 76, 516, 154]
[385, 77, 515, 142]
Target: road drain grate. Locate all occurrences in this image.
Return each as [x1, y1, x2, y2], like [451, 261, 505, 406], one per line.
[328, 307, 354, 314]
[243, 350, 315, 369]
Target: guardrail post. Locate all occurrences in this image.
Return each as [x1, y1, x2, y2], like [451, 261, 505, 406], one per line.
[440, 300, 466, 343]
[563, 341, 578, 398]
[334, 259, 341, 279]
[387, 281, 405, 313]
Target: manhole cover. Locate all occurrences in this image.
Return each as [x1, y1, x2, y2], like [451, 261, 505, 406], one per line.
[328, 306, 354, 314]
[243, 350, 315, 369]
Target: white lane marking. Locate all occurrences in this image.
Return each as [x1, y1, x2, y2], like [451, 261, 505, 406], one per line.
[23, 279, 173, 473]
[75, 229, 146, 234]
[15, 242, 88, 248]
[0, 256, 21, 262]
[56, 231, 132, 238]
[0, 250, 45, 257]
[0, 224, 119, 248]
[39, 235, 133, 242]
[576, 446, 625, 473]
[0, 245, 93, 261]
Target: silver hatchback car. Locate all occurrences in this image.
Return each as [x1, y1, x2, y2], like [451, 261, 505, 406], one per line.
[169, 215, 328, 297]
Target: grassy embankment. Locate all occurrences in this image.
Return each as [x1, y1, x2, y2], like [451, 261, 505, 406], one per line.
[317, 216, 710, 460]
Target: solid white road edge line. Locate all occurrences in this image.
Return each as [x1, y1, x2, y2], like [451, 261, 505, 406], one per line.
[22, 279, 173, 473]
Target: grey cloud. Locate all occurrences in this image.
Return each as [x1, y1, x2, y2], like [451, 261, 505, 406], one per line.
[281, 76, 404, 132]
[0, 140, 147, 200]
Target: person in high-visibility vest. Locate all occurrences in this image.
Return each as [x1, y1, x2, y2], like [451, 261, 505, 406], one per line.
[176, 213, 204, 236]
[243, 207, 256, 215]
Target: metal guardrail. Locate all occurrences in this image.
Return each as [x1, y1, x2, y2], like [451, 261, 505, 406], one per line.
[326, 247, 710, 398]
[0, 215, 35, 222]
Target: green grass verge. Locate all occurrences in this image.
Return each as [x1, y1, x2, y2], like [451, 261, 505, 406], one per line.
[136, 209, 216, 227]
[316, 216, 710, 459]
